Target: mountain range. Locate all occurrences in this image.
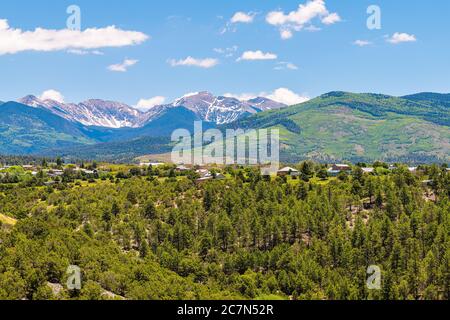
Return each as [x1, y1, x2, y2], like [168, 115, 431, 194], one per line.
[1, 91, 449, 163]
[18, 92, 286, 128]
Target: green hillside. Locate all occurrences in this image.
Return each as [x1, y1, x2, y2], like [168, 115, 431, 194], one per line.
[0, 102, 96, 154]
[43, 136, 174, 163]
[228, 92, 450, 163]
[402, 92, 450, 110]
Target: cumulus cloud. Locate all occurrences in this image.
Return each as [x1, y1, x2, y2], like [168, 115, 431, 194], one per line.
[0, 19, 148, 55]
[39, 89, 65, 103]
[387, 32, 417, 44]
[230, 12, 255, 24]
[224, 88, 309, 106]
[274, 61, 299, 70]
[266, 0, 341, 39]
[107, 59, 139, 72]
[266, 88, 310, 105]
[321, 12, 341, 25]
[168, 56, 219, 68]
[135, 96, 166, 111]
[237, 50, 277, 61]
[353, 40, 372, 47]
[221, 11, 256, 34]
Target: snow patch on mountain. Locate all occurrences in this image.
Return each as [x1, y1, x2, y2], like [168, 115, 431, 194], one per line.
[18, 92, 287, 128]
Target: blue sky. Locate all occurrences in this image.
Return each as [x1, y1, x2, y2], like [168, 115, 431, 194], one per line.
[0, 0, 449, 109]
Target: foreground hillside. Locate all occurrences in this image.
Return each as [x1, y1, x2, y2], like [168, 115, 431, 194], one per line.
[0, 162, 449, 300]
[229, 92, 450, 163]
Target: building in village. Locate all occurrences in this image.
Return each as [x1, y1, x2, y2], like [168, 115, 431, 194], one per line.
[277, 167, 299, 177]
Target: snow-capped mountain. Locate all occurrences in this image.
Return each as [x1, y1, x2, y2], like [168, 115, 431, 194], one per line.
[18, 95, 145, 128]
[159, 91, 286, 125]
[18, 92, 287, 128]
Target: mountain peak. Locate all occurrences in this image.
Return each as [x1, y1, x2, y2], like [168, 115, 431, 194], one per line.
[18, 96, 144, 128]
[17, 91, 291, 128]
[18, 95, 43, 107]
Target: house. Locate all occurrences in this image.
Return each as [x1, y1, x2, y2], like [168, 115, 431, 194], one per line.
[214, 173, 226, 180]
[331, 164, 351, 172]
[362, 167, 375, 174]
[327, 164, 351, 177]
[140, 162, 165, 167]
[327, 168, 341, 177]
[408, 167, 418, 173]
[388, 165, 397, 171]
[196, 169, 211, 177]
[195, 176, 214, 184]
[277, 167, 299, 177]
[82, 169, 98, 175]
[176, 165, 190, 172]
[47, 169, 64, 177]
[22, 165, 35, 171]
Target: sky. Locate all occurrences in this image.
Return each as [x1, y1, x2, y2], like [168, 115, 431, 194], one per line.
[0, 0, 449, 110]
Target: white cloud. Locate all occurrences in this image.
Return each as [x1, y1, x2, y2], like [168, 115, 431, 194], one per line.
[237, 50, 277, 61]
[39, 89, 65, 103]
[266, 88, 310, 105]
[304, 25, 321, 32]
[274, 61, 299, 70]
[221, 12, 256, 34]
[135, 96, 166, 111]
[168, 56, 219, 68]
[387, 32, 417, 44]
[224, 88, 309, 106]
[353, 40, 372, 47]
[223, 92, 258, 101]
[231, 12, 255, 24]
[214, 46, 238, 57]
[107, 59, 139, 72]
[67, 49, 104, 55]
[280, 29, 293, 40]
[0, 19, 148, 55]
[321, 12, 341, 25]
[266, 0, 341, 39]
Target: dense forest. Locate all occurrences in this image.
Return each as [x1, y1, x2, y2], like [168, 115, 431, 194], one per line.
[0, 161, 449, 300]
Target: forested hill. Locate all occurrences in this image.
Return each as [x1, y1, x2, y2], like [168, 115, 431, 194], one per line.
[225, 92, 450, 164]
[231, 91, 450, 128]
[0, 163, 449, 300]
[402, 92, 450, 110]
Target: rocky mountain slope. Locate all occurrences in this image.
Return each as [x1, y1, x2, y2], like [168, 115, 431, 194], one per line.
[18, 92, 286, 128]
